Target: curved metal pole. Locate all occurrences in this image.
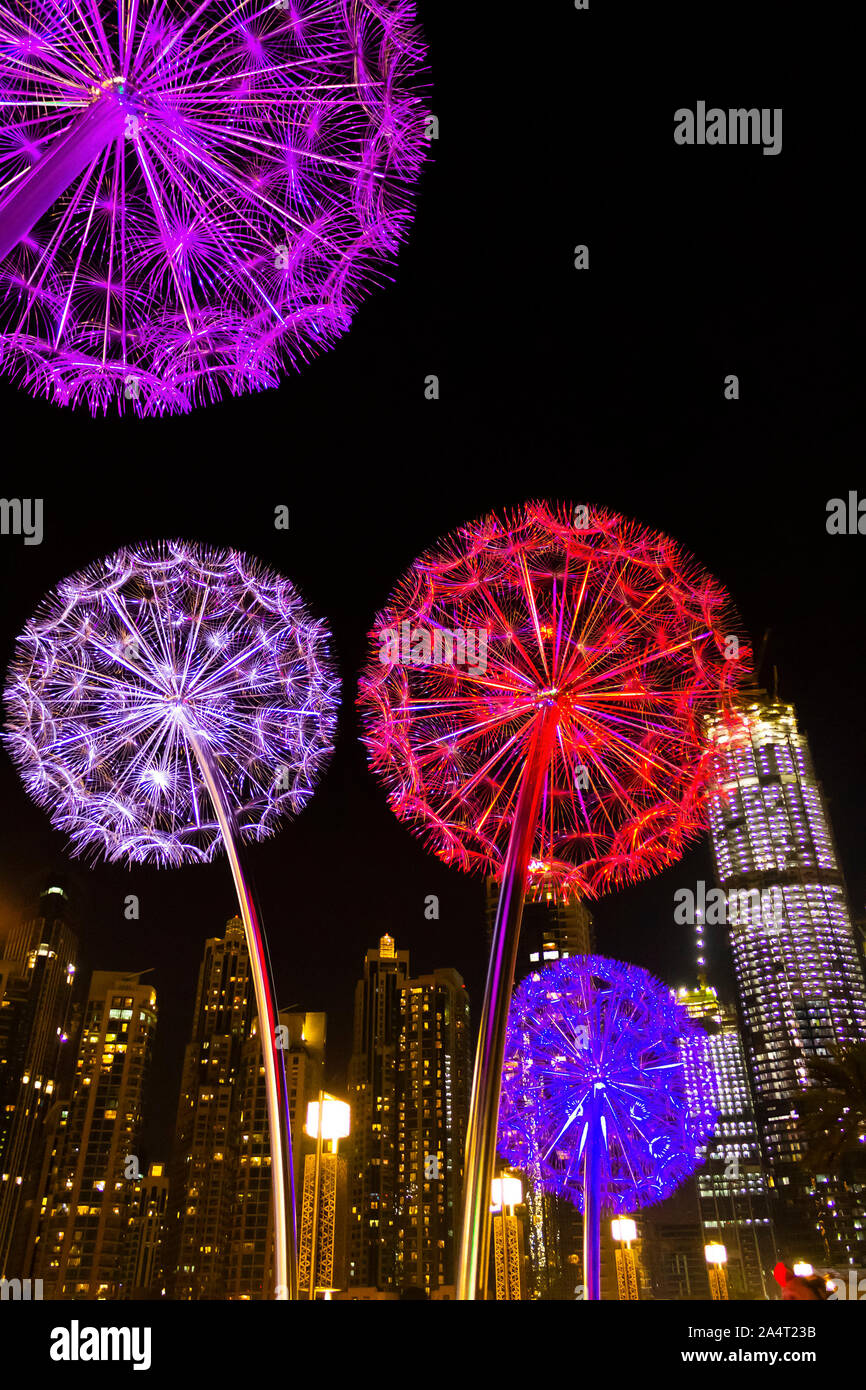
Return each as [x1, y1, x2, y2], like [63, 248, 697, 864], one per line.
[456, 701, 560, 1300]
[582, 1091, 603, 1300]
[186, 729, 298, 1301]
[0, 98, 126, 264]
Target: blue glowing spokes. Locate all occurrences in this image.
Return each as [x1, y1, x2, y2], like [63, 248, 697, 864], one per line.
[499, 954, 716, 1213]
[3, 541, 340, 865]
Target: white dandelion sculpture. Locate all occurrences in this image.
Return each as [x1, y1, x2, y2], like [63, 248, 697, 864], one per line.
[3, 540, 341, 1299]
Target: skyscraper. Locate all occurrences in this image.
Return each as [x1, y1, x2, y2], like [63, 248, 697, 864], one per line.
[0, 882, 78, 1277]
[30, 970, 157, 1298]
[347, 935, 470, 1294]
[168, 916, 253, 1299]
[129, 1162, 169, 1298]
[395, 967, 470, 1294]
[677, 982, 777, 1298]
[705, 689, 866, 1265]
[347, 933, 409, 1289]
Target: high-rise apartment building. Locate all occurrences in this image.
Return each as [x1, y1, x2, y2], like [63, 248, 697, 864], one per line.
[168, 916, 253, 1299]
[129, 1161, 169, 1297]
[395, 968, 470, 1293]
[0, 882, 78, 1276]
[705, 689, 866, 1265]
[347, 933, 409, 1289]
[30, 970, 157, 1298]
[347, 935, 470, 1294]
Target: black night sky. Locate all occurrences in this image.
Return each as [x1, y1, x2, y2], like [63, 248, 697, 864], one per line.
[0, 1, 859, 1176]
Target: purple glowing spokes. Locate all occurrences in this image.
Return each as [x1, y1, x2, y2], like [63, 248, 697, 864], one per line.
[0, 0, 428, 415]
[2, 541, 340, 864]
[499, 955, 717, 1212]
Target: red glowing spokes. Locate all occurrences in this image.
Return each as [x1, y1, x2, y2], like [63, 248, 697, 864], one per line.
[358, 501, 751, 900]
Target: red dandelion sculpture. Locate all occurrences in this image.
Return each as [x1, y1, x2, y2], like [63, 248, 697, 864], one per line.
[358, 500, 751, 1299]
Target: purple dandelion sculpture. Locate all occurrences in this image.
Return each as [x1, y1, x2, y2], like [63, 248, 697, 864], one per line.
[3, 540, 340, 1299]
[499, 955, 717, 1300]
[0, 0, 428, 415]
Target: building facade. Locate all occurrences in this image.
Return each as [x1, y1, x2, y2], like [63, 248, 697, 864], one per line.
[678, 982, 777, 1297]
[705, 689, 866, 1266]
[168, 917, 253, 1299]
[395, 967, 470, 1293]
[347, 935, 470, 1294]
[30, 971, 158, 1298]
[129, 1161, 169, 1297]
[0, 883, 78, 1277]
[347, 934, 409, 1289]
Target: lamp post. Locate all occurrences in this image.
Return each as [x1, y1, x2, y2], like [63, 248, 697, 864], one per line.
[300, 1095, 351, 1300]
[611, 1218, 639, 1300]
[491, 1176, 524, 1301]
[705, 1243, 729, 1300]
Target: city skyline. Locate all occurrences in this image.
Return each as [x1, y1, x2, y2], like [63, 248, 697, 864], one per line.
[4, 661, 865, 1299]
[0, 645, 863, 1168]
[0, 0, 855, 1367]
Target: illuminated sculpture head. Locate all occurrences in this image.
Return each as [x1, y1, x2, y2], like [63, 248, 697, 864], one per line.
[0, 0, 429, 414]
[498, 954, 717, 1212]
[358, 500, 750, 901]
[3, 540, 340, 863]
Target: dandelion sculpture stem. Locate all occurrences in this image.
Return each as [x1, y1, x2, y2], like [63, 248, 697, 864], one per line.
[458, 700, 558, 1302]
[3, 541, 340, 1300]
[184, 727, 297, 1299]
[582, 1091, 604, 1300]
[498, 956, 718, 1302]
[0, 94, 127, 266]
[358, 501, 749, 1299]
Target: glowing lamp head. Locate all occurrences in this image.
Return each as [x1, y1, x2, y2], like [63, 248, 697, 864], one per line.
[792, 1261, 813, 1278]
[705, 1244, 727, 1265]
[611, 1218, 637, 1243]
[305, 1096, 350, 1143]
[490, 1176, 523, 1211]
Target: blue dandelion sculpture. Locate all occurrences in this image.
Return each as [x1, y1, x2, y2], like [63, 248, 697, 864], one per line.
[499, 954, 717, 1300]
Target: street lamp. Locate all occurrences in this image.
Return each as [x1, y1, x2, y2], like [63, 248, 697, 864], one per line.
[612, 1218, 639, 1300]
[491, 1177, 523, 1214]
[490, 1175, 523, 1300]
[306, 1098, 351, 1147]
[705, 1243, 729, 1301]
[300, 1094, 351, 1299]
